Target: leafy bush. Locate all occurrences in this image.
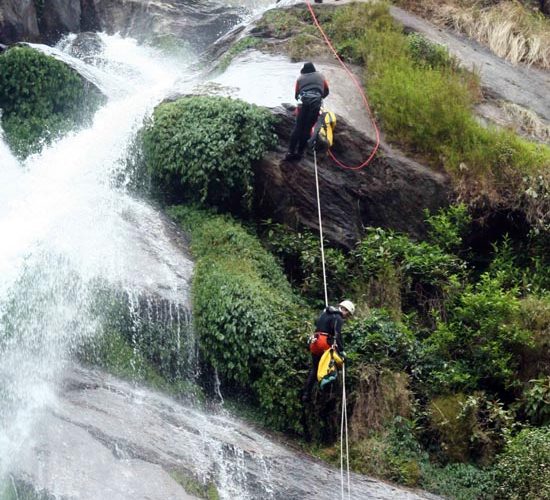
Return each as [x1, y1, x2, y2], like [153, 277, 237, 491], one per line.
[425, 204, 471, 254]
[420, 462, 497, 500]
[346, 310, 417, 372]
[427, 273, 533, 392]
[325, 1, 397, 64]
[523, 377, 550, 426]
[142, 96, 276, 210]
[262, 222, 349, 302]
[494, 426, 550, 499]
[169, 205, 310, 431]
[0, 46, 105, 157]
[352, 226, 465, 320]
[407, 32, 458, 70]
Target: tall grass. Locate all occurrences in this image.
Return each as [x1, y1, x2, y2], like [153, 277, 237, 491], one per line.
[395, 0, 550, 69]
[326, 1, 550, 227]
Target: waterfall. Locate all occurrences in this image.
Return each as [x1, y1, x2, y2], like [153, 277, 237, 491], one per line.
[0, 34, 195, 480]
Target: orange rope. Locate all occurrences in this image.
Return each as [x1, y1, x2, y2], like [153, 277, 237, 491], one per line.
[305, 0, 380, 170]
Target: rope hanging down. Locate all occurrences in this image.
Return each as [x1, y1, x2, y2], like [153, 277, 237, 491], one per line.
[313, 150, 351, 499]
[305, 0, 381, 170]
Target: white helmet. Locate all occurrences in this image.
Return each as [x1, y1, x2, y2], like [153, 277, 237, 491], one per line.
[339, 300, 355, 316]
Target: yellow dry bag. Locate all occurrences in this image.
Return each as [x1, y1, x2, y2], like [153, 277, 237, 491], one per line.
[317, 348, 344, 383]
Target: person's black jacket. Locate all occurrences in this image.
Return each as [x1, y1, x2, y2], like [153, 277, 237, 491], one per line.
[294, 62, 329, 100]
[315, 306, 344, 352]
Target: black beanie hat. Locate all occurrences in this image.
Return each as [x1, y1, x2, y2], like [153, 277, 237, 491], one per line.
[301, 62, 316, 74]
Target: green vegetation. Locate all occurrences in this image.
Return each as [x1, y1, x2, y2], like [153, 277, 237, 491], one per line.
[168, 205, 309, 432]
[218, 36, 261, 71]
[0, 46, 105, 158]
[320, 2, 550, 227]
[494, 426, 550, 499]
[142, 96, 276, 211]
[169, 470, 220, 500]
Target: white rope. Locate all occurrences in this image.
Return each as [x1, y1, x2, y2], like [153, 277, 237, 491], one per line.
[313, 149, 351, 499]
[343, 364, 351, 500]
[313, 149, 329, 309]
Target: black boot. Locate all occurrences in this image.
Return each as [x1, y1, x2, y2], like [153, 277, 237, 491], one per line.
[284, 152, 301, 162]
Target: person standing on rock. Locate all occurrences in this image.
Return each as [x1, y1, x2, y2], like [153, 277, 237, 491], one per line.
[301, 300, 354, 403]
[285, 62, 329, 162]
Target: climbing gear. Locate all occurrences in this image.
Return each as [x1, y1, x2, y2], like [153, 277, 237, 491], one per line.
[317, 347, 344, 388]
[308, 331, 330, 356]
[338, 300, 355, 316]
[308, 110, 336, 153]
[299, 90, 323, 108]
[305, 0, 380, 170]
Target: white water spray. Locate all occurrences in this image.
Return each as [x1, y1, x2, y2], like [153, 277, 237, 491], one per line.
[0, 34, 195, 478]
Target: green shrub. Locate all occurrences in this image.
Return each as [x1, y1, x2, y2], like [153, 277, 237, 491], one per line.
[346, 310, 417, 371]
[169, 205, 310, 432]
[420, 462, 497, 500]
[427, 273, 533, 392]
[326, 1, 397, 64]
[0, 46, 105, 157]
[407, 32, 458, 70]
[142, 96, 276, 211]
[523, 376, 550, 426]
[352, 226, 465, 319]
[494, 426, 550, 499]
[425, 204, 471, 254]
[262, 223, 349, 302]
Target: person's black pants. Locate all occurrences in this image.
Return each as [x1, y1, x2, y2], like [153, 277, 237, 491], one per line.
[288, 102, 321, 156]
[302, 353, 322, 399]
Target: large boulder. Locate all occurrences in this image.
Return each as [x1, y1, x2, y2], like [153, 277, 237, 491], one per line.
[254, 106, 452, 248]
[0, 0, 40, 44]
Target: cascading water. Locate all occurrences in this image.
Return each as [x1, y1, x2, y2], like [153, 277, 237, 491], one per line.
[0, 34, 196, 484]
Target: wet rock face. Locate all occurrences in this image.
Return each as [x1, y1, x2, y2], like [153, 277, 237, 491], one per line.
[39, 0, 82, 44]
[255, 107, 452, 248]
[65, 31, 104, 63]
[87, 0, 244, 49]
[0, 0, 244, 49]
[0, 0, 40, 44]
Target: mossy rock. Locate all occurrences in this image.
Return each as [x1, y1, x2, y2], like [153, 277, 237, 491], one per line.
[0, 45, 106, 158]
[142, 96, 277, 212]
[429, 393, 475, 462]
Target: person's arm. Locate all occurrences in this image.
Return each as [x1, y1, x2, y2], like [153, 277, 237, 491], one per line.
[295, 80, 300, 100]
[332, 315, 344, 352]
[322, 79, 329, 98]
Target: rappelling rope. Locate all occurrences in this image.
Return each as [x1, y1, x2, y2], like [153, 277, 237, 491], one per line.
[313, 149, 351, 499]
[313, 149, 329, 308]
[342, 364, 351, 500]
[305, 0, 381, 170]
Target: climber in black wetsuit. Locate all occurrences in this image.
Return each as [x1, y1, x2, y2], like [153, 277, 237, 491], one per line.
[301, 300, 355, 402]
